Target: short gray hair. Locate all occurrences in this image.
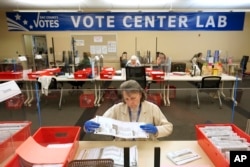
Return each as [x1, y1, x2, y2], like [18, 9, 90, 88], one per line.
[119, 80, 146, 102]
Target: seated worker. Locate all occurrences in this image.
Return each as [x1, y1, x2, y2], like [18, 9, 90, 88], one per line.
[126, 55, 141, 67]
[190, 52, 205, 70]
[84, 80, 173, 141]
[120, 51, 128, 68]
[153, 52, 168, 72]
[190, 52, 206, 76]
[77, 52, 91, 70]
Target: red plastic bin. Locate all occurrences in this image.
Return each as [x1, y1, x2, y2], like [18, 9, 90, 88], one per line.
[151, 71, 165, 80]
[196, 124, 250, 167]
[5, 94, 25, 110]
[4, 126, 81, 167]
[0, 72, 23, 79]
[27, 71, 50, 79]
[147, 93, 162, 106]
[0, 121, 31, 163]
[79, 93, 95, 108]
[74, 70, 91, 79]
[43, 68, 61, 75]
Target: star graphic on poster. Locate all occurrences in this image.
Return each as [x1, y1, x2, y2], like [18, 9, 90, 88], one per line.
[23, 20, 28, 25]
[15, 13, 21, 20]
[29, 25, 33, 29]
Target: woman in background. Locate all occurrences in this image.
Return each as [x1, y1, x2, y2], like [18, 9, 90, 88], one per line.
[126, 55, 141, 67]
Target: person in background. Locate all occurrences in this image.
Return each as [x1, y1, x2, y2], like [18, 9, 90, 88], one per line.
[153, 52, 168, 72]
[190, 52, 205, 70]
[84, 80, 173, 141]
[156, 52, 167, 66]
[126, 55, 141, 67]
[120, 51, 128, 68]
[78, 52, 91, 69]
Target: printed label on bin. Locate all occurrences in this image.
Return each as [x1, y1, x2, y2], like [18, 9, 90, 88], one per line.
[0, 80, 21, 102]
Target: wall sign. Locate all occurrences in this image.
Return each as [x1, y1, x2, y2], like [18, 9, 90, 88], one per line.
[6, 12, 245, 31]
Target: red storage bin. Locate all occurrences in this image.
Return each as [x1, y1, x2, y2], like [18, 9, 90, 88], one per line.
[27, 71, 49, 79]
[4, 126, 81, 167]
[147, 93, 162, 106]
[74, 70, 91, 79]
[151, 71, 165, 80]
[100, 67, 115, 79]
[196, 124, 250, 167]
[0, 121, 31, 163]
[43, 68, 61, 75]
[0, 72, 23, 79]
[79, 93, 95, 108]
[5, 94, 25, 110]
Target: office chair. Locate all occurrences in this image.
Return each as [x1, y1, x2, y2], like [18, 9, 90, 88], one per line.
[240, 55, 250, 78]
[125, 66, 149, 91]
[68, 159, 114, 167]
[196, 76, 222, 109]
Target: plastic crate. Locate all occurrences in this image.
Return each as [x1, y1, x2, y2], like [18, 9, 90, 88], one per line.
[79, 93, 95, 108]
[4, 126, 81, 167]
[147, 93, 162, 106]
[151, 71, 165, 80]
[43, 68, 61, 75]
[100, 67, 115, 79]
[74, 70, 91, 79]
[196, 124, 250, 167]
[68, 159, 114, 167]
[5, 94, 25, 110]
[27, 70, 50, 79]
[0, 72, 23, 79]
[0, 121, 31, 163]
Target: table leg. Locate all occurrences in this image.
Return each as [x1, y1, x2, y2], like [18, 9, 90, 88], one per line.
[24, 81, 31, 106]
[94, 81, 99, 106]
[220, 81, 238, 106]
[27, 82, 35, 107]
[231, 81, 238, 106]
[58, 83, 63, 110]
[166, 82, 171, 106]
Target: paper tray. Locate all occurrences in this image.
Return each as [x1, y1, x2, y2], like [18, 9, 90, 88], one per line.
[196, 123, 250, 167]
[4, 126, 81, 167]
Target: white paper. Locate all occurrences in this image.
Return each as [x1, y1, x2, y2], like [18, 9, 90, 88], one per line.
[0, 80, 21, 102]
[93, 116, 149, 139]
[167, 148, 201, 165]
[77, 145, 138, 167]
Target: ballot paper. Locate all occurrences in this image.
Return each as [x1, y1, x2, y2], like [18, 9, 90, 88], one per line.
[77, 145, 138, 167]
[93, 116, 149, 139]
[167, 148, 201, 165]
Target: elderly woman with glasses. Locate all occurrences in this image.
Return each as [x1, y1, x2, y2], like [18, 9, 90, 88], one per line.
[84, 80, 173, 141]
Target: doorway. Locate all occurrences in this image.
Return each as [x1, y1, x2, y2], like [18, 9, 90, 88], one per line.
[23, 34, 49, 70]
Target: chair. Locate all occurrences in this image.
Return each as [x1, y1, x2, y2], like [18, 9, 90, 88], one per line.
[196, 76, 222, 109]
[240, 55, 250, 78]
[125, 66, 148, 90]
[68, 159, 114, 167]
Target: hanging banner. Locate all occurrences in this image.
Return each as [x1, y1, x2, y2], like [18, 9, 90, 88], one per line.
[6, 12, 245, 31]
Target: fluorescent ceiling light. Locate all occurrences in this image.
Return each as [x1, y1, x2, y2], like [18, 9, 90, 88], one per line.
[17, 0, 82, 6]
[190, 0, 250, 6]
[106, 0, 173, 7]
[15, 9, 82, 12]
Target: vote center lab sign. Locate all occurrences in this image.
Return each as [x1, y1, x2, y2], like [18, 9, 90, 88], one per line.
[6, 12, 245, 31]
